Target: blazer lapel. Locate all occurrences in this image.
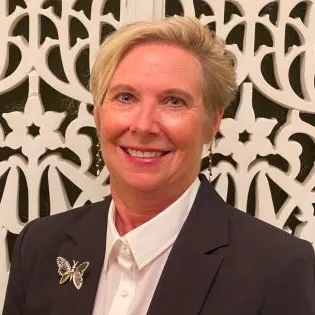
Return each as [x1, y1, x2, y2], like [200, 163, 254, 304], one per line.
[51, 197, 111, 315]
[147, 176, 229, 315]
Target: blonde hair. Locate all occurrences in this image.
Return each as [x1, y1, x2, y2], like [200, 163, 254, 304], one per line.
[90, 16, 237, 115]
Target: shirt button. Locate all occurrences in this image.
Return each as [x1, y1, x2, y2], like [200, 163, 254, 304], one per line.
[122, 245, 130, 255]
[121, 289, 129, 297]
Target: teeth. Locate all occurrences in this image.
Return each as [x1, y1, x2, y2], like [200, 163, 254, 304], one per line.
[126, 149, 163, 158]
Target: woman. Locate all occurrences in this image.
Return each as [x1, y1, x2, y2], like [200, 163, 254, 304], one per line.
[3, 16, 315, 315]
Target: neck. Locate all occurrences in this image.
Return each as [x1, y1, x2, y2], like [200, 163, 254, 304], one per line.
[110, 178, 195, 235]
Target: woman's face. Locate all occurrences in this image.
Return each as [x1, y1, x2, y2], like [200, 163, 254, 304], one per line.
[95, 43, 222, 194]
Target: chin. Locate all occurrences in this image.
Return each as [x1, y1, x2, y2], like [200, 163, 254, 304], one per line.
[120, 172, 168, 192]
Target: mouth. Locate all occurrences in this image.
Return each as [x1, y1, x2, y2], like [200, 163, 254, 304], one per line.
[122, 147, 170, 158]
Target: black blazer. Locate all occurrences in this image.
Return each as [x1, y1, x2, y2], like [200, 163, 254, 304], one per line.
[3, 175, 315, 315]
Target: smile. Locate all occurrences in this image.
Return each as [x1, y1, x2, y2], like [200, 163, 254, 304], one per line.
[123, 147, 169, 158]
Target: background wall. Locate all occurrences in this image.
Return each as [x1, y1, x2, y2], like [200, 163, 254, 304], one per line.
[0, 0, 314, 311]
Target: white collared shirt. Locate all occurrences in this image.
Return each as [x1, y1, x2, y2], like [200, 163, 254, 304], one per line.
[92, 177, 200, 315]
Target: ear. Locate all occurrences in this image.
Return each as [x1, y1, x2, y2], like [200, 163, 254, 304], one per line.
[203, 108, 224, 144]
[93, 105, 100, 133]
[212, 107, 224, 136]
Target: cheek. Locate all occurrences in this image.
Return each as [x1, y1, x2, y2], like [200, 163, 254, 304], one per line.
[98, 108, 119, 138]
[97, 117, 115, 152]
[169, 115, 206, 145]
[98, 115, 131, 153]
[168, 124, 205, 160]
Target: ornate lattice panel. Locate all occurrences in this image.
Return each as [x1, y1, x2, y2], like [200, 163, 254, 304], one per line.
[0, 0, 314, 310]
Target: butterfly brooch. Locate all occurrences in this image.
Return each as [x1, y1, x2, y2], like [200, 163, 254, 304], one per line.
[56, 256, 90, 290]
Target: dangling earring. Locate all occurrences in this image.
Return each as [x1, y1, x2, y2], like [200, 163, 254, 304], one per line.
[96, 142, 103, 176]
[208, 143, 213, 181]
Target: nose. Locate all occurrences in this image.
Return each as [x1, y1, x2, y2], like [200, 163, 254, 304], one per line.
[129, 101, 160, 135]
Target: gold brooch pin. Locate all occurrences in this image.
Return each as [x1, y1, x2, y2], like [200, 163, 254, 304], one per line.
[56, 256, 89, 290]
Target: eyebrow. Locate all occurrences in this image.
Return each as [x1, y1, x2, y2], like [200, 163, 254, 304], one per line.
[108, 84, 195, 102]
[161, 88, 194, 102]
[107, 84, 138, 95]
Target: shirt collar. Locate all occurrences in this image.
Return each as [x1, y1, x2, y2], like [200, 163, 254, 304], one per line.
[104, 177, 200, 270]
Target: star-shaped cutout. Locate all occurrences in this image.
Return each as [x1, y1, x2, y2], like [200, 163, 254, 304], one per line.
[28, 124, 40, 138]
[238, 130, 251, 144]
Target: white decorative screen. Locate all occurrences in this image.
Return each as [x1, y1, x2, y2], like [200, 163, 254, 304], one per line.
[0, 0, 314, 310]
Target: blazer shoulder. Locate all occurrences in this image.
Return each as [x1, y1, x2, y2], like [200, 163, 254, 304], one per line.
[17, 198, 110, 252]
[29, 200, 103, 230]
[197, 175, 313, 256]
[227, 204, 313, 257]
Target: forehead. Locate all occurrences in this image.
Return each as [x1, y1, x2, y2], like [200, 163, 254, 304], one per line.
[109, 42, 203, 92]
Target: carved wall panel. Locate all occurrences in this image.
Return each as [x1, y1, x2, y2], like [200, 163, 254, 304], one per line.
[0, 0, 314, 310]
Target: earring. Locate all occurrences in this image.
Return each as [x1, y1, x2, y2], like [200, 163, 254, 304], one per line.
[208, 143, 213, 181]
[96, 142, 103, 176]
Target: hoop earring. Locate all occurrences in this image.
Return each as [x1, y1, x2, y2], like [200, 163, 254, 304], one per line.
[208, 143, 213, 181]
[96, 142, 103, 176]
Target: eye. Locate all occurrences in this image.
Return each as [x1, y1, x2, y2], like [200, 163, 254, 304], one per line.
[116, 92, 133, 103]
[165, 96, 186, 106]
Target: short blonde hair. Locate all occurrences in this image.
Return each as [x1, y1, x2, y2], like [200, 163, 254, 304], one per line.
[90, 16, 237, 115]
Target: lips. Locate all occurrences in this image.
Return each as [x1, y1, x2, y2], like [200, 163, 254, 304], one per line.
[122, 147, 170, 158]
